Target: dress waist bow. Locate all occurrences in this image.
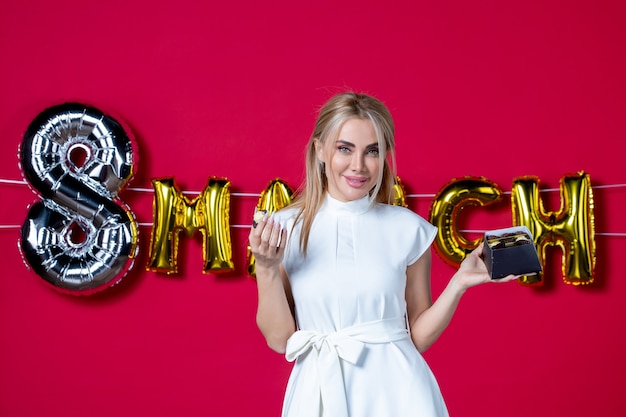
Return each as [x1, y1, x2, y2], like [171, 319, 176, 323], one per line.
[284, 317, 409, 417]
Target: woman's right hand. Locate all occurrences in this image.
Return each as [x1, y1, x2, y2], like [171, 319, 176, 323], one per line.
[248, 212, 287, 270]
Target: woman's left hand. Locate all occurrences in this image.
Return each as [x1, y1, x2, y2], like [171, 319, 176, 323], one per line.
[453, 243, 518, 290]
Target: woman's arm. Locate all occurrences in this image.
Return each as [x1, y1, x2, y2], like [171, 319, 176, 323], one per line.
[406, 243, 516, 352]
[249, 215, 296, 354]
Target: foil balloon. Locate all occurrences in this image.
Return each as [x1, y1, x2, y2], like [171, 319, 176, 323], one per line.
[147, 177, 234, 274]
[429, 176, 502, 267]
[392, 176, 408, 208]
[247, 179, 295, 277]
[19, 103, 139, 295]
[511, 172, 596, 286]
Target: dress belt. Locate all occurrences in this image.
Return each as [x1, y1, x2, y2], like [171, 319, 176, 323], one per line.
[284, 317, 409, 417]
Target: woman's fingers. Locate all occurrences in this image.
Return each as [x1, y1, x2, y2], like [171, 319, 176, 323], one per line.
[264, 219, 283, 248]
[494, 274, 520, 283]
[249, 213, 285, 261]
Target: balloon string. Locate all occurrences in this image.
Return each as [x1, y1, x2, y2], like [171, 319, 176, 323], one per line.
[459, 229, 626, 236]
[127, 185, 260, 197]
[2, 177, 626, 234]
[1, 222, 625, 236]
[0, 179, 262, 197]
[0, 179, 27, 185]
[4, 177, 626, 196]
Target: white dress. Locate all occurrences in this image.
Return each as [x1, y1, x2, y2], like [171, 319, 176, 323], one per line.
[274, 194, 448, 417]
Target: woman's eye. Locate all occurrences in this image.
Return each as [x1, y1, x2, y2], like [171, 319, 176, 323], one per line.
[338, 146, 351, 153]
[368, 148, 379, 156]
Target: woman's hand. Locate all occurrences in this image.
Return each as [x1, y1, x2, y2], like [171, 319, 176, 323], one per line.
[452, 243, 518, 291]
[248, 211, 286, 270]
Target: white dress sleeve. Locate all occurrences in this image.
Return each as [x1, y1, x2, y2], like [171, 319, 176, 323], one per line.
[397, 208, 438, 266]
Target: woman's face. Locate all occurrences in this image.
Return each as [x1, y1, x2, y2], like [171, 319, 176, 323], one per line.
[316, 118, 382, 202]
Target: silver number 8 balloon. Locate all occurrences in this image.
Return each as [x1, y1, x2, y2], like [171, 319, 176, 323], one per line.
[19, 103, 139, 295]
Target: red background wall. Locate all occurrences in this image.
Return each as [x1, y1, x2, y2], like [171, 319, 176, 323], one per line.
[1, 1, 625, 416]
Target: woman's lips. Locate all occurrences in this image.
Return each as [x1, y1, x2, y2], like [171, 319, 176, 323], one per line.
[344, 176, 368, 188]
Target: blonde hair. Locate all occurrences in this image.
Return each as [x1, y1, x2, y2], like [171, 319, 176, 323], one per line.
[290, 92, 397, 254]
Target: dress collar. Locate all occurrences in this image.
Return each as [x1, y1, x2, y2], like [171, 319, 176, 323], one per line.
[321, 193, 372, 216]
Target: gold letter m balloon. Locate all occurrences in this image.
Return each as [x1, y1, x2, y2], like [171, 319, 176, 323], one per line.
[511, 172, 596, 286]
[147, 177, 234, 274]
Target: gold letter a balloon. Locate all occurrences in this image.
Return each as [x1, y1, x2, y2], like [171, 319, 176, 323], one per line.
[247, 179, 295, 278]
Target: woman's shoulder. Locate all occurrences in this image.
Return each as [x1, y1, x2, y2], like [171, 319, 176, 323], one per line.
[373, 204, 438, 257]
[272, 205, 300, 223]
[374, 202, 421, 218]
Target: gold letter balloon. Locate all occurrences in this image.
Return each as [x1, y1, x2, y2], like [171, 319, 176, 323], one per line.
[247, 179, 296, 277]
[392, 176, 409, 208]
[429, 176, 502, 267]
[511, 172, 596, 286]
[147, 177, 234, 274]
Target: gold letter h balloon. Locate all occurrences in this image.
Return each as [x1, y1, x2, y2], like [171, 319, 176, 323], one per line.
[511, 172, 596, 286]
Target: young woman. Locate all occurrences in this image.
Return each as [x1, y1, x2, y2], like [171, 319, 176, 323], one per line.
[249, 92, 516, 417]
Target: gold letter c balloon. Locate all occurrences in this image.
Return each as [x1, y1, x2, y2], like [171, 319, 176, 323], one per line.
[429, 176, 502, 267]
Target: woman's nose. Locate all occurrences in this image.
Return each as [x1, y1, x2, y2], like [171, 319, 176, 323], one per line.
[350, 153, 365, 171]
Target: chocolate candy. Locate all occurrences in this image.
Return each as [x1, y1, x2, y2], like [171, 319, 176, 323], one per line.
[486, 231, 532, 249]
[252, 210, 267, 228]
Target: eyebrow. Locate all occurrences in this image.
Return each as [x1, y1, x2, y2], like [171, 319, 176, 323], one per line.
[336, 139, 379, 149]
